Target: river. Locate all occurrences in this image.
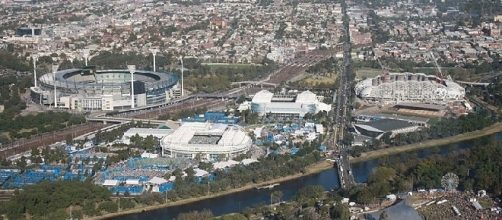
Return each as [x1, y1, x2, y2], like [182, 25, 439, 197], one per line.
[111, 132, 502, 220]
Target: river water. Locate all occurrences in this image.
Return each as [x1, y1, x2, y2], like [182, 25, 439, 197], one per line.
[111, 133, 502, 220]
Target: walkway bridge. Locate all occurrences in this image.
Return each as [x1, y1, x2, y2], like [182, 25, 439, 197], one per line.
[231, 81, 278, 87]
[456, 81, 491, 87]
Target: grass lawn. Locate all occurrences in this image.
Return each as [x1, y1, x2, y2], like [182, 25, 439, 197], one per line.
[355, 68, 383, 80]
[301, 72, 338, 86]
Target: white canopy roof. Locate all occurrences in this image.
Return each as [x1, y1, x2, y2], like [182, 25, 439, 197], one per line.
[125, 179, 141, 185]
[213, 160, 239, 169]
[194, 168, 209, 177]
[103, 179, 119, 186]
[148, 176, 168, 185]
[241, 158, 259, 165]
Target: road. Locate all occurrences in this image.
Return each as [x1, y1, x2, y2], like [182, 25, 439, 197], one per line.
[332, 1, 356, 189]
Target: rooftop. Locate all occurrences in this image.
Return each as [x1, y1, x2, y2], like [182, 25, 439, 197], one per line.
[359, 119, 416, 132]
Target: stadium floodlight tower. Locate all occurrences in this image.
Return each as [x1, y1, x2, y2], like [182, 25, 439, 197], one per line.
[127, 64, 136, 109]
[52, 63, 60, 108]
[32, 54, 38, 87]
[83, 49, 90, 66]
[179, 56, 184, 97]
[150, 48, 159, 72]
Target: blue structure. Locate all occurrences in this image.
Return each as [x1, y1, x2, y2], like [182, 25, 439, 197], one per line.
[158, 182, 174, 193]
[111, 185, 144, 195]
[290, 147, 300, 155]
[319, 144, 327, 152]
[182, 112, 240, 124]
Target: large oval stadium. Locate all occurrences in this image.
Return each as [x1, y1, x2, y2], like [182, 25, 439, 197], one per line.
[31, 67, 180, 111]
[354, 72, 465, 104]
[161, 122, 252, 160]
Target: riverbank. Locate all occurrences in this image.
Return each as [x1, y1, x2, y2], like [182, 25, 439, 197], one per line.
[350, 122, 502, 163]
[88, 160, 334, 220]
[88, 123, 502, 219]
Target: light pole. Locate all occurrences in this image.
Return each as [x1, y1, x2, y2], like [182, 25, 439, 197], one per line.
[150, 48, 159, 72]
[52, 63, 60, 108]
[32, 54, 38, 87]
[127, 65, 136, 109]
[83, 49, 90, 66]
[179, 56, 184, 97]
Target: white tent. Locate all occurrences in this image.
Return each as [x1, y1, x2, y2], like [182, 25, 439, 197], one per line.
[103, 179, 119, 187]
[148, 176, 168, 185]
[125, 179, 140, 185]
[241, 158, 259, 165]
[193, 168, 209, 177]
[141, 152, 159, 158]
[213, 160, 239, 170]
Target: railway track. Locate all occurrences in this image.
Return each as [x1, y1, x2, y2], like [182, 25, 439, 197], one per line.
[0, 122, 107, 160]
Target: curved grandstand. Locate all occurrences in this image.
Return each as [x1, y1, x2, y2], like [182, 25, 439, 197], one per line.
[161, 122, 252, 160]
[31, 67, 179, 111]
[355, 73, 465, 104]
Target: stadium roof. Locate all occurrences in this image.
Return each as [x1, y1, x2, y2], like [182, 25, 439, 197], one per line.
[165, 122, 247, 146]
[252, 90, 320, 104]
[394, 102, 446, 111]
[252, 90, 274, 103]
[354, 113, 430, 123]
[295, 91, 317, 103]
[357, 119, 415, 132]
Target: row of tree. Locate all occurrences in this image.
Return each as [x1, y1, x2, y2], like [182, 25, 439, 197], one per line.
[213, 185, 350, 220]
[164, 144, 323, 201]
[0, 181, 112, 220]
[387, 109, 498, 146]
[0, 111, 86, 144]
[350, 137, 502, 205]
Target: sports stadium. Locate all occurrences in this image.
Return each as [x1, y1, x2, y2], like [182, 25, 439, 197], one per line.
[161, 122, 252, 160]
[30, 67, 179, 111]
[249, 90, 332, 118]
[354, 72, 465, 104]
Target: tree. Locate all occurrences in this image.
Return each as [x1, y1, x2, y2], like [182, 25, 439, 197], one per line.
[295, 185, 324, 206]
[332, 203, 350, 220]
[198, 162, 213, 171]
[379, 210, 389, 220]
[4, 181, 111, 218]
[271, 190, 283, 204]
[17, 156, 27, 171]
[351, 186, 374, 205]
[217, 154, 227, 162]
[142, 135, 158, 151]
[98, 201, 118, 213]
[367, 167, 397, 197]
[65, 134, 73, 145]
[30, 148, 42, 164]
[176, 209, 213, 220]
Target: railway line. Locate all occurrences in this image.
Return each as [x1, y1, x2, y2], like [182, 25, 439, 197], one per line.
[0, 122, 107, 159]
